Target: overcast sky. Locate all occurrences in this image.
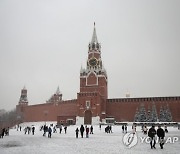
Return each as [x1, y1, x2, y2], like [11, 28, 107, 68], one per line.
[0, 0, 180, 111]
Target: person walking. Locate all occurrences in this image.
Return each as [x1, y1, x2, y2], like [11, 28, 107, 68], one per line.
[59, 124, 62, 134]
[90, 126, 93, 134]
[125, 125, 127, 133]
[32, 126, 35, 135]
[80, 125, 85, 138]
[43, 125, 47, 136]
[143, 125, 148, 135]
[86, 126, 89, 138]
[164, 125, 168, 133]
[48, 127, 52, 138]
[157, 125, 165, 149]
[148, 125, 157, 149]
[122, 125, 124, 133]
[64, 126, 67, 134]
[99, 124, 101, 130]
[75, 127, 79, 138]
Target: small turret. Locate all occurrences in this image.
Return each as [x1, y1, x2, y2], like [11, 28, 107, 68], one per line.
[47, 86, 63, 103]
[19, 86, 28, 106]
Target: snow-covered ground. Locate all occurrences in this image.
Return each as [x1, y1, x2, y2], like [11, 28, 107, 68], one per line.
[0, 122, 180, 154]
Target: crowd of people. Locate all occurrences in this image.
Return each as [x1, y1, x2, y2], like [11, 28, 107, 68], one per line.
[75, 125, 94, 138]
[0, 127, 9, 138]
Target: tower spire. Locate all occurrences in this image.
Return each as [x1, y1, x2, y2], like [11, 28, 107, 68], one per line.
[91, 22, 98, 44]
[56, 86, 60, 94]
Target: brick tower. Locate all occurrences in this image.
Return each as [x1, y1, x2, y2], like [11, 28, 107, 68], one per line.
[76, 23, 108, 125]
[16, 86, 28, 122]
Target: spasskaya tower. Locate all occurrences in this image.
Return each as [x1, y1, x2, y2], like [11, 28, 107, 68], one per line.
[76, 23, 108, 125]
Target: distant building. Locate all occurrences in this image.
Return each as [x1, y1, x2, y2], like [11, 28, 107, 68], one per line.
[16, 24, 180, 125]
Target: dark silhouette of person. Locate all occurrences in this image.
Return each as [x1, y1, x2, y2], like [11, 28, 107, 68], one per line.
[75, 128, 79, 138]
[148, 125, 157, 149]
[80, 125, 85, 138]
[157, 125, 165, 149]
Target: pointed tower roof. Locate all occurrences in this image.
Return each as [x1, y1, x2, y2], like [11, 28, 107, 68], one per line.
[23, 85, 26, 90]
[56, 86, 61, 94]
[91, 22, 98, 44]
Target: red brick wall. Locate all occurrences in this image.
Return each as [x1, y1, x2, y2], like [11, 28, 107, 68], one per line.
[106, 97, 180, 122]
[20, 100, 77, 122]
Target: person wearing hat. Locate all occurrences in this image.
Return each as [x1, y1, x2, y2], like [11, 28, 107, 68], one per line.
[148, 125, 157, 149]
[157, 125, 165, 149]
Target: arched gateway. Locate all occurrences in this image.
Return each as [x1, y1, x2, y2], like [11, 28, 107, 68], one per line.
[84, 110, 92, 124]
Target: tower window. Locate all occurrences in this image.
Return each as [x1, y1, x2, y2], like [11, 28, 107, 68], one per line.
[86, 101, 90, 109]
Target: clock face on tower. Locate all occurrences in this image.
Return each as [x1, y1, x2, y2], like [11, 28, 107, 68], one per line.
[89, 57, 98, 67]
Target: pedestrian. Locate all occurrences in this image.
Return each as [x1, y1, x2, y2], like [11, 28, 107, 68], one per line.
[90, 126, 93, 134]
[0, 128, 2, 138]
[122, 125, 124, 133]
[1, 128, 5, 138]
[59, 124, 62, 134]
[99, 124, 101, 130]
[86, 126, 89, 138]
[157, 125, 165, 149]
[109, 125, 112, 133]
[27, 127, 31, 134]
[24, 127, 27, 134]
[48, 127, 52, 138]
[132, 124, 136, 134]
[32, 126, 35, 135]
[43, 125, 47, 136]
[125, 125, 127, 133]
[143, 125, 148, 135]
[164, 125, 168, 133]
[75, 127, 79, 138]
[53, 126, 57, 133]
[148, 125, 156, 149]
[64, 126, 67, 134]
[80, 125, 85, 138]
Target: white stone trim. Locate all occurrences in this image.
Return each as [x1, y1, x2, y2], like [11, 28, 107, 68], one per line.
[86, 71, 98, 86]
[92, 116, 100, 125]
[76, 116, 84, 125]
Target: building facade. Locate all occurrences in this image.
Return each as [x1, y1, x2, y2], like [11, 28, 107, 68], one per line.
[16, 25, 180, 125]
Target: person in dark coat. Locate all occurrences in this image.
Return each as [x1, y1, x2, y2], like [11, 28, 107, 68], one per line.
[125, 125, 127, 133]
[164, 125, 168, 133]
[122, 125, 124, 133]
[90, 126, 93, 134]
[86, 126, 89, 138]
[32, 126, 35, 135]
[148, 125, 157, 149]
[99, 124, 101, 130]
[43, 125, 47, 136]
[2, 128, 5, 138]
[0, 128, 5, 138]
[157, 125, 165, 149]
[64, 126, 67, 134]
[59, 124, 62, 134]
[75, 127, 79, 138]
[48, 127, 52, 138]
[80, 125, 85, 138]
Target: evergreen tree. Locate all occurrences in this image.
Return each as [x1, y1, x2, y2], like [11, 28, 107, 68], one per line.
[146, 105, 152, 122]
[159, 106, 165, 122]
[151, 102, 158, 122]
[137, 103, 147, 122]
[164, 105, 172, 122]
[134, 108, 139, 122]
